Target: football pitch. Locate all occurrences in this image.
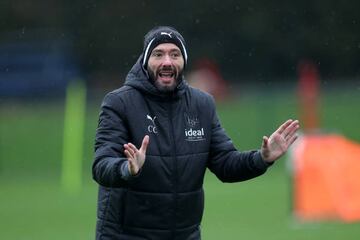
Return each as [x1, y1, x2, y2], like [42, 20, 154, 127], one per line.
[0, 86, 359, 239]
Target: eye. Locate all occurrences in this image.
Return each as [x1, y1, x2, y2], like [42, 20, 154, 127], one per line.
[151, 52, 163, 58]
[171, 52, 181, 58]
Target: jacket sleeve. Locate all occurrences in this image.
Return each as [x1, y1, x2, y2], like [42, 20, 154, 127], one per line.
[92, 92, 130, 187]
[207, 98, 272, 183]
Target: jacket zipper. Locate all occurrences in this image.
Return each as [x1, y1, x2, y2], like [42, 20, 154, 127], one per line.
[167, 100, 178, 238]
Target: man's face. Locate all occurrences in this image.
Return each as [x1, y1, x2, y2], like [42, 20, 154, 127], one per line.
[147, 43, 184, 92]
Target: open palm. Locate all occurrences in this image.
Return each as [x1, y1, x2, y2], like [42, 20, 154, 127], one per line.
[124, 135, 150, 175]
[261, 119, 299, 163]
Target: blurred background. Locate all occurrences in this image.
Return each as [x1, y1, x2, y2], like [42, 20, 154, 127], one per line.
[0, 0, 359, 239]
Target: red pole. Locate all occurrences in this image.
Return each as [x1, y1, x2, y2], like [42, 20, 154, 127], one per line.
[297, 60, 320, 132]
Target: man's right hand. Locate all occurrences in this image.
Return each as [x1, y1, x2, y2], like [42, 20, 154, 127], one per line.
[124, 135, 150, 176]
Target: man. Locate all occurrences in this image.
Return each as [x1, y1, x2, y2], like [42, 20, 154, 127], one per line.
[93, 26, 299, 240]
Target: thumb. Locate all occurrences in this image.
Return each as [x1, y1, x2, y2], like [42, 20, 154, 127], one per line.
[140, 135, 150, 153]
[262, 136, 268, 149]
[260, 136, 269, 161]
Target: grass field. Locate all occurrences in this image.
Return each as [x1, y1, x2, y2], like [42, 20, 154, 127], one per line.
[0, 85, 359, 239]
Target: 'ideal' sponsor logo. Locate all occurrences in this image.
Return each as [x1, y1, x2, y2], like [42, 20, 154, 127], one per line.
[184, 128, 205, 141]
[185, 128, 205, 137]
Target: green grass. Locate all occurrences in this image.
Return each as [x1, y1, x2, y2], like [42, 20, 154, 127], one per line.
[0, 87, 359, 239]
[202, 168, 360, 239]
[0, 177, 96, 240]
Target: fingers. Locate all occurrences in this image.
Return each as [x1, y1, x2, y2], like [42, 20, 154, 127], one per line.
[124, 136, 150, 152]
[275, 120, 300, 144]
[281, 120, 299, 145]
[276, 119, 293, 134]
[282, 120, 300, 136]
[125, 143, 138, 153]
[287, 120, 300, 135]
[123, 144, 135, 158]
[123, 135, 149, 176]
[285, 130, 298, 143]
[123, 135, 150, 157]
[125, 148, 139, 175]
[287, 134, 298, 146]
[124, 149, 131, 158]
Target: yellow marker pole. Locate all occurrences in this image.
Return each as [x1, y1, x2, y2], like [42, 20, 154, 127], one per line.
[61, 79, 86, 194]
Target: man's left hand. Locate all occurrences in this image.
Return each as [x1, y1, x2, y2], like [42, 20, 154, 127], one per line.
[260, 119, 300, 163]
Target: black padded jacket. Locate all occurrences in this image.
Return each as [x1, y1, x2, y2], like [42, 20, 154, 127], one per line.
[92, 56, 271, 240]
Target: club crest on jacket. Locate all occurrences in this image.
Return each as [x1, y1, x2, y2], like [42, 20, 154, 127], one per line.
[184, 113, 205, 141]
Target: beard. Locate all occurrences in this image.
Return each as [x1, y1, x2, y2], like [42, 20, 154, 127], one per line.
[148, 66, 183, 93]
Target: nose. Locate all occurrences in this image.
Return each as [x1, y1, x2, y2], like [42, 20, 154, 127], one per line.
[162, 54, 172, 66]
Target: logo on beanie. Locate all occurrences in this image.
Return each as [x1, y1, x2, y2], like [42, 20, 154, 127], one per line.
[161, 32, 173, 38]
[142, 27, 188, 69]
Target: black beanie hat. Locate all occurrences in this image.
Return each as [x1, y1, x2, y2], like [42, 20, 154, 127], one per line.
[142, 26, 188, 70]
